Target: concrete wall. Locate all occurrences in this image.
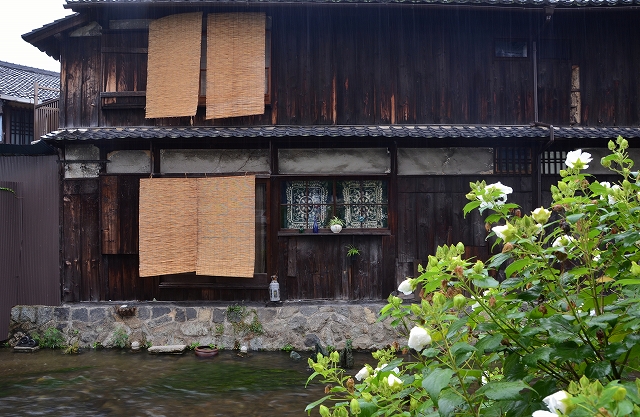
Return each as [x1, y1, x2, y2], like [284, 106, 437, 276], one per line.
[8, 301, 401, 352]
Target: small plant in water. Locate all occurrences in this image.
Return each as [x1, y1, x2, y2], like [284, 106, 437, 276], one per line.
[112, 327, 129, 349]
[92, 341, 103, 349]
[281, 343, 294, 352]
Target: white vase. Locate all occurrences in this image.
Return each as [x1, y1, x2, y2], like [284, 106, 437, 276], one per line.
[330, 224, 342, 233]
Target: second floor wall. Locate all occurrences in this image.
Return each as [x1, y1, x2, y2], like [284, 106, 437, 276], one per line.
[59, 6, 640, 129]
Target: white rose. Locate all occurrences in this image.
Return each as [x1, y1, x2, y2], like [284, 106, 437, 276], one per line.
[407, 326, 431, 351]
[397, 278, 414, 295]
[543, 390, 570, 414]
[565, 149, 592, 169]
[354, 366, 369, 381]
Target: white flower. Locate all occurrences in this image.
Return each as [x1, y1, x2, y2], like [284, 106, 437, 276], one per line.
[552, 235, 575, 253]
[486, 181, 514, 197]
[492, 222, 517, 242]
[565, 149, 592, 170]
[355, 366, 369, 381]
[532, 411, 558, 417]
[543, 390, 570, 414]
[387, 374, 402, 389]
[532, 207, 551, 225]
[478, 182, 513, 212]
[397, 278, 414, 295]
[407, 326, 432, 351]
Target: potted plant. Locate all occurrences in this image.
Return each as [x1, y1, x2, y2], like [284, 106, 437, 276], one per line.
[328, 216, 344, 233]
[346, 244, 360, 257]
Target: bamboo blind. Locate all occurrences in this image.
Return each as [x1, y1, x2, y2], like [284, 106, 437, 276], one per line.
[206, 13, 265, 119]
[196, 176, 255, 277]
[139, 178, 198, 277]
[139, 176, 255, 278]
[146, 12, 202, 119]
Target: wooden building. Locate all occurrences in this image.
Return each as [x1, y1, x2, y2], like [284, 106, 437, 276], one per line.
[23, 0, 640, 303]
[0, 61, 59, 145]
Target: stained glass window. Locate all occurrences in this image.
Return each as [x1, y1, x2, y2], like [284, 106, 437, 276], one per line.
[281, 179, 388, 229]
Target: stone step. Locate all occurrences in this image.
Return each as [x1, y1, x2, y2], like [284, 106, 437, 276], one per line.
[147, 344, 187, 354]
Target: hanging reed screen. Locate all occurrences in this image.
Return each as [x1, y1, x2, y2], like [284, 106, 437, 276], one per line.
[207, 13, 265, 119]
[196, 176, 255, 278]
[146, 12, 202, 118]
[139, 178, 198, 277]
[139, 176, 255, 278]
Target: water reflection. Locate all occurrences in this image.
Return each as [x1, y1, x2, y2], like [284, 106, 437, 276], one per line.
[0, 348, 367, 417]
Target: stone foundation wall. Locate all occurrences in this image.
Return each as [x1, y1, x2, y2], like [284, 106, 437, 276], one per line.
[8, 301, 401, 351]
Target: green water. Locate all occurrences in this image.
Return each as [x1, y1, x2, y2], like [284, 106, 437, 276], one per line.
[0, 348, 360, 417]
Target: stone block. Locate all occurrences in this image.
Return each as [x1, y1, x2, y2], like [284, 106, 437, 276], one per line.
[137, 306, 151, 320]
[20, 307, 37, 323]
[36, 307, 54, 325]
[89, 308, 107, 323]
[148, 344, 187, 354]
[186, 308, 197, 321]
[54, 307, 69, 321]
[151, 306, 171, 319]
[71, 308, 89, 322]
[180, 322, 208, 337]
[175, 308, 186, 322]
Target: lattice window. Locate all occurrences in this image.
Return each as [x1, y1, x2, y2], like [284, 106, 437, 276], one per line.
[542, 150, 568, 175]
[281, 179, 388, 229]
[10, 108, 33, 145]
[495, 147, 532, 175]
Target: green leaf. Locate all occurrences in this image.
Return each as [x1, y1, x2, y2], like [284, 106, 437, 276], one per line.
[304, 395, 332, 412]
[475, 334, 504, 354]
[604, 342, 628, 360]
[566, 213, 585, 223]
[489, 253, 512, 270]
[463, 200, 481, 217]
[585, 361, 612, 380]
[446, 317, 468, 338]
[473, 276, 500, 288]
[522, 347, 552, 366]
[476, 381, 531, 400]
[504, 259, 534, 279]
[422, 368, 455, 400]
[358, 401, 377, 417]
[436, 389, 465, 417]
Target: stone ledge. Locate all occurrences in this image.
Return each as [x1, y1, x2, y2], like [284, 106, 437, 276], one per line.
[148, 344, 187, 354]
[9, 301, 402, 352]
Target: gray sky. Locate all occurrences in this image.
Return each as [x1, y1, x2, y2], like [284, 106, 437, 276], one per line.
[0, 0, 73, 72]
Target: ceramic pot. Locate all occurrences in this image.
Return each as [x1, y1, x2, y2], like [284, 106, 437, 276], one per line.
[194, 346, 219, 358]
[330, 224, 342, 233]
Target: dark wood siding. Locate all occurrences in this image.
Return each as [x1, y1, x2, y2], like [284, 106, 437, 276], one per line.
[56, 8, 640, 129]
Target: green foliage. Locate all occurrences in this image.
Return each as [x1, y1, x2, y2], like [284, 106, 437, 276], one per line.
[282, 343, 294, 352]
[91, 341, 103, 349]
[346, 245, 360, 257]
[189, 342, 199, 350]
[0, 187, 15, 194]
[307, 137, 640, 417]
[112, 327, 129, 349]
[215, 323, 225, 335]
[329, 216, 345, 226]
[34, 327, 65, 349]
[226, 304, 264, 337]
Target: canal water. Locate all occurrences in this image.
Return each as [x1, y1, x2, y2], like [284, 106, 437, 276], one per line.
[0, 348, 367, 417]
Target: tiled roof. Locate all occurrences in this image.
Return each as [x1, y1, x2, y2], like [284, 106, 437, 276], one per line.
[42, 125, 640, 141]
[0, 61, 59, 104]
[63, 0, 640, 6]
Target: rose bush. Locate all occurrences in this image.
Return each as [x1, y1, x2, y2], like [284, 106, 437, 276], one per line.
[307, 136, 640, 417]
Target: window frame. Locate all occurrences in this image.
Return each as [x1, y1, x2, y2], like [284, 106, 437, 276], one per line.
[278, 177, 390, 234]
